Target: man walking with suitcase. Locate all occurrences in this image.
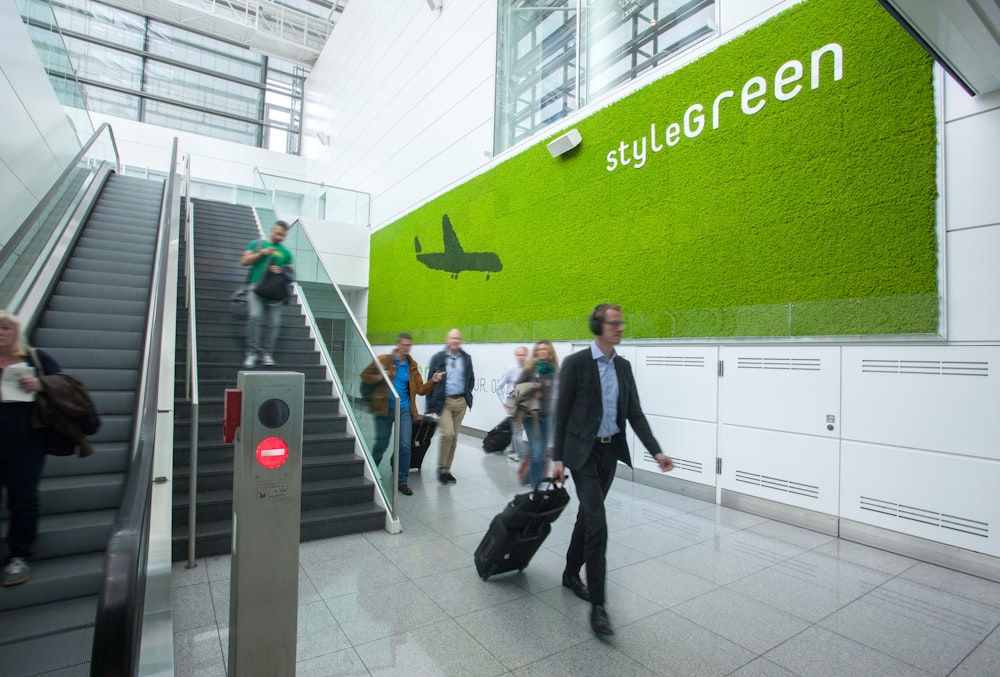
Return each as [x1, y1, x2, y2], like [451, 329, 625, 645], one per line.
[552, 303, 674, 636]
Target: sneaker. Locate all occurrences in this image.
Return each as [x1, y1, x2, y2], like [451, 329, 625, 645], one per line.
[261, 354, 275, 366]
[2, 557, 30, 586]
[243, 353, 257, 368]
[506, 449, 519, 461]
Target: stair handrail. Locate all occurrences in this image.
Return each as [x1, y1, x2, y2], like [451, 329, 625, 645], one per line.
[251, 167, 401, 517]
[0, 122, 120, 316]
[181, 154, 201, 569]
[90, 138, 179, 677]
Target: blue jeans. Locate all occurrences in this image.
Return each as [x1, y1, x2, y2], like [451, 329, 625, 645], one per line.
[372, 407, 413, 486]
[246, 290, 284, 354]
[523, 411, 551, 491]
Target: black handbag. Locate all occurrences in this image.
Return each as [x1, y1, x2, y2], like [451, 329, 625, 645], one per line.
[253, 257, 289, 301]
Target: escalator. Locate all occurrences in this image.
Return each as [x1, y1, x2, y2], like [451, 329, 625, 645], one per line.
[0, 170, 166, 675]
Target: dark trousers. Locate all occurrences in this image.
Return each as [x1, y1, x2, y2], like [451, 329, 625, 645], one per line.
[565, 442, 618, 606]
[0, 444, 47, 560]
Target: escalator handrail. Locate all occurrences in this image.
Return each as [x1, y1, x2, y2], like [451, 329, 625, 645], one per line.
[90, 138, 177, 677]
[183, 158, 201, 569]
[0, 122, 120, 275]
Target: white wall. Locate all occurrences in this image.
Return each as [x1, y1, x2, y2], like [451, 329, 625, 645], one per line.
[0, 4, 81, 247]
[302, 0, 499, 230]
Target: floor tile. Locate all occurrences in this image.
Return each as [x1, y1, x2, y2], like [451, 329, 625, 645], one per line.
[354, 618, 507, 677]
[861, 577, 1000, 641]
[728, 566, 860, 623]
[949, 642, 1000, 676]
[303, 550, 408, 598]
[455, 596, 593, 669]
[295, 647, 372, 676]
[172, 582, 217, 632]
[774, 550, 891, 598]
[659, 542, 768, 585]
[173, 625, 226, 677]
[324, 579, 449, 645]
[512, 637, 658, 676]
[811, 538, 917, 576]
[609, 522, 701, 557]
[537, 577, 664, 629]
[712, 530, 805, 568]
[296, 599, 353, 661]
[614, 608, 756, 676]
[900, 561, 1000, 610]
[726, 657, 799, 676]
[380, 536, 470, 580]
[689, 504, 772, 531]
[608, 558, 718, 608]
[763, 626, 930, 676]
[672, 587, 810, 654]
[413, 565, 531, 617]
[426, 505, 495, 538]
[364, 515, 440, 552]
[171, 559, 208, 588]
[746, 519, 835, 550]
[299, 532, 378, 564]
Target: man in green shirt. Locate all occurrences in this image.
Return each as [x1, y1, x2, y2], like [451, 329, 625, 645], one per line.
[240, 220, 294, 367]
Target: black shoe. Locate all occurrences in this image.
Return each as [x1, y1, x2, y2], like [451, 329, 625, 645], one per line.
[398, 484, 413, 495]
[438, 470, 449, 485]
[590, 605, 614, 636]
[562, 572, 591, 602]
[444, 472, 457, 484]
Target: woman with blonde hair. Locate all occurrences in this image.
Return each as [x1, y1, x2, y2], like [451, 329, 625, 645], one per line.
[514, 340, 559, 491]
[0, 310, 61, 586]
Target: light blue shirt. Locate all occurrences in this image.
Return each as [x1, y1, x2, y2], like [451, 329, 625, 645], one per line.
[444, 350, 465, 396]
[591, 342, 620, 437]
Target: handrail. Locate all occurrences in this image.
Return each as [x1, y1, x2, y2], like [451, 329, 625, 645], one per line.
[183, 155, 201, 568]
[0, 122, 119, 314]
[251, 168, 401, 517]
[90, 138, 178, 677]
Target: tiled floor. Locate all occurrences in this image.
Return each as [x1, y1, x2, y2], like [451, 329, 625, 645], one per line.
[173, 434, 1000, 676]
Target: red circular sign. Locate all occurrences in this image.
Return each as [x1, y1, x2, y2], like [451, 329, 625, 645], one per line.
[256, 437, 289, 469]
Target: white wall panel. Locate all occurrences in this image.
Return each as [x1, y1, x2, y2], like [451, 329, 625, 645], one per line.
[943, 106, 1000, 232]
[841, 345, 1000, 460]
[719, 425, 840, 515]
[635, 346, 718, 421]
[636, 415, 716, 487]
[945, 226, 1000, 341]
[942, 67, 1000, 122]
[841, 442, 1000, 557]
[718, 0, 799, 33]
[719, 346, 841, 438]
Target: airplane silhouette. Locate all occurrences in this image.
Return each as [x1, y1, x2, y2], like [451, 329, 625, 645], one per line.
[414, 214, 502, 280]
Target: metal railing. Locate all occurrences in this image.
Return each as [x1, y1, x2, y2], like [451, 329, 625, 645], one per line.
[181, 153, 202, 568]
[90, 138, 179, 676]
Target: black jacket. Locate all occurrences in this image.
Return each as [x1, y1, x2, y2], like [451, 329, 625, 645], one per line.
[425, 349, 475, 414]
[552, 346, 662, 470]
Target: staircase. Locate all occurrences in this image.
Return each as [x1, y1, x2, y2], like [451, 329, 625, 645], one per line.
[172, 198, 384, 561]
[0, 173, 164, 675]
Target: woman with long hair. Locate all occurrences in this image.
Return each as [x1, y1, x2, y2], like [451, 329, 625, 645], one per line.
[515, 340, 559, 491]
[0, 310, 60, 586]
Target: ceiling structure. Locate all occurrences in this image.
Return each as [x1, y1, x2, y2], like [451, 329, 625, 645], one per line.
[103, 0, 348, 66]
[878, 0, 1000, 96]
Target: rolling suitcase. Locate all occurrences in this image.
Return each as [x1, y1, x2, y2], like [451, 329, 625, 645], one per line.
[482, 417, 512, 453]
[410, 416, 437, 470]
[474, 480, 570, 580]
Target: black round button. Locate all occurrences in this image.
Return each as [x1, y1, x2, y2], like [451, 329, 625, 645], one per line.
[258, 398, 289, 429]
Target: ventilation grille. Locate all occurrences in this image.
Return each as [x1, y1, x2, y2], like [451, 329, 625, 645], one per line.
[645, 355, 706, 368]
[861, 360, 988, 377]
[860, 497, 988, 538]
[735, 470, 819, 498]
[737, 357, 820, 371]
[645, 450, 701, 473]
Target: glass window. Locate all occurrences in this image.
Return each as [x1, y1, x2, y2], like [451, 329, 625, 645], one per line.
[145, 99, 261, 146]
[495, 0, 716, 154]
[144, 61, 262, 119]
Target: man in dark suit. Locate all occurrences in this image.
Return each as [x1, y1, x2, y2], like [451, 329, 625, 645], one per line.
[552, 303, 674, 636]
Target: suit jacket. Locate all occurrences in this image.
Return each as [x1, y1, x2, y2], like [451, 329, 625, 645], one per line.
[425, 349, 475, 414]
[553, 345, 662, 470]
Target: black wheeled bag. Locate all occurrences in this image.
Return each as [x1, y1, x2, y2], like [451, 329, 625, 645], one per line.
[482, 417, 513, 453]
[410, 416, 438, 469]
[474, 479, 570, 580]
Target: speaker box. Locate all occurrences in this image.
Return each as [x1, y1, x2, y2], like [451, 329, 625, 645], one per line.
[546, 129, 582, 158]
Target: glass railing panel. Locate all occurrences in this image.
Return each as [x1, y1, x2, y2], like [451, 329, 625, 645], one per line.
[255, 171, 370, 227]
[0, 124, 118, 310]
[250, 175, 396, 515]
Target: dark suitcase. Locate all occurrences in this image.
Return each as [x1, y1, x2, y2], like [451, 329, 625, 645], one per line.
[410, 417, 437, 470]
[482, 417, 513, 453]
[474, 480, 570, 580]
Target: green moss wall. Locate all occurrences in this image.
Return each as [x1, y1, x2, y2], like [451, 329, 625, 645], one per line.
[369, 0, 937, 344]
